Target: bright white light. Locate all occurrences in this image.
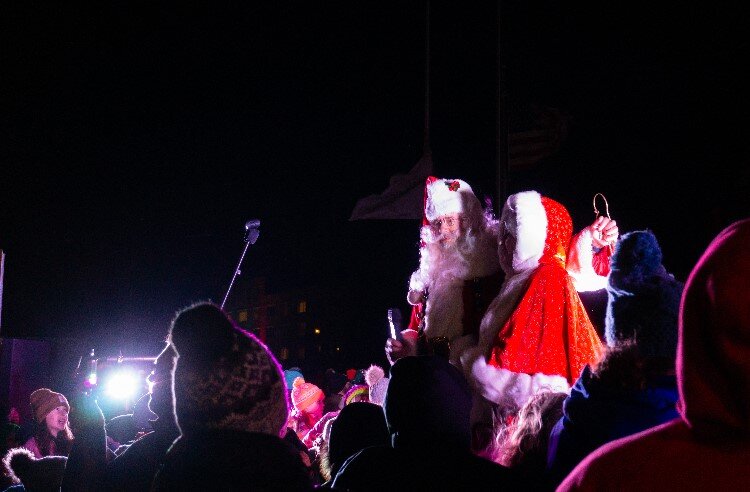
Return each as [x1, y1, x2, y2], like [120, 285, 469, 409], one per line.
[105, 370, 139, 400]
[88, 373, 98, 386]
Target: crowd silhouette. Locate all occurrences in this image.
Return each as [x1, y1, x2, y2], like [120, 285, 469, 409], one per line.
[2, 205, 748, 491]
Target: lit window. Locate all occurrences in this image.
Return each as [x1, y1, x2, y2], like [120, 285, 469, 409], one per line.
[298, 301, 307, 313]
[238, 310, 248, 322]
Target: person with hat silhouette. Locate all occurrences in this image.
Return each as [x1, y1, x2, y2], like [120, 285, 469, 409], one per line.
[290, 377, 339, 449]
[546, 229, 684, 488]
[558, 219, 750, 491]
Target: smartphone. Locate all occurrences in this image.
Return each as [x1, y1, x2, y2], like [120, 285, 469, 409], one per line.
[388, 308, 403, 340]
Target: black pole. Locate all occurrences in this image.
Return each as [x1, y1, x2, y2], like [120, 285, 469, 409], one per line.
[423, 0, 431, 157]
[0, 249, 5, 335]
[496, 0, 509, 212]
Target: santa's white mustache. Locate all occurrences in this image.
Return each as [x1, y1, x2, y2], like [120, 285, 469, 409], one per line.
[437, 230, 460, 243]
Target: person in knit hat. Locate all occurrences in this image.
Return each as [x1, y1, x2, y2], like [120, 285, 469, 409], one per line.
[364, 364, 389, 407]
[23, 388, 73, 459]
[290, 377, 336, 448]
[605, 229, 683, 359]
[386, 176, 504, 365]
[167, 301, 289, 438]
[558, 219, 750, 491]
[153, 302, 312, 490]
[342, 385, 368, 406]
[284, 368, 304, 394]
[292, 377, 324, 415]
[546, 229, 683, 489]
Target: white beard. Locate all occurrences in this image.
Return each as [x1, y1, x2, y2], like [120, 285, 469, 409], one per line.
[408, 224, 501, 341]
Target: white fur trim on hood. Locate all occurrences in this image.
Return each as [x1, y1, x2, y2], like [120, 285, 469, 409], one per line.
[502, 191, 547, 275]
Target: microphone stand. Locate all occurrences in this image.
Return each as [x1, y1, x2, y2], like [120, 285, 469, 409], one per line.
[220, 225, 259, 310]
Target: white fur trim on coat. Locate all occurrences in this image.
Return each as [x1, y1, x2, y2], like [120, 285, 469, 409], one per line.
[567, 227, 608, 292]
[462, 347, 570, 409]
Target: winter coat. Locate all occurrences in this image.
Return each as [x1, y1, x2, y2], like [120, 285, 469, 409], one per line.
[105, 422, 180, 492]
[546, 365, 679, 488]
[557, 219, 750, 491]
[332, 356, 521, 491]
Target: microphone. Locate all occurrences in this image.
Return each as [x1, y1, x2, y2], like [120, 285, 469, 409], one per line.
[244, 219, 260, 244]
[221, 219, 261, 309]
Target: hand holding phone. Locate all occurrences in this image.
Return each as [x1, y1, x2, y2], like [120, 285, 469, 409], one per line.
[387, 308, 403, 340]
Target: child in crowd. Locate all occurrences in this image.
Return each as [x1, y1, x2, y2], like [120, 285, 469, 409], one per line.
[23, 388, 74, 459]
[290, 377, 332, 448]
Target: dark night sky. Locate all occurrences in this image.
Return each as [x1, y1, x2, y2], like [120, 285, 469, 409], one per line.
[1, 2, 748, 369]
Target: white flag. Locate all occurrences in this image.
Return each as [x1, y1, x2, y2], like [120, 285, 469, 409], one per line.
[349, 152, 433, 221]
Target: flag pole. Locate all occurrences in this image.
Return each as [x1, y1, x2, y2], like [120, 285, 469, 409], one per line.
[496, 0, 509, 212]
[423, 0, 431, 158]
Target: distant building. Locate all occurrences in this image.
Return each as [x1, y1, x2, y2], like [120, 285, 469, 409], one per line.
[227, 277, 348, 375]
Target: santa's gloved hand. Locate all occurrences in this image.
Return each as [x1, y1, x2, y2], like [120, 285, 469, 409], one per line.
[589, 216, 618, 250]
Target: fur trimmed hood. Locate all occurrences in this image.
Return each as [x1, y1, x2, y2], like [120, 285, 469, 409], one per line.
[3, 447, 66, 491]
[464, 191, 604, 409]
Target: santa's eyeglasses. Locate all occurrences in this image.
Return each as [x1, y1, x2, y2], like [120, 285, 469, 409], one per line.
[433, 216, 463, 229]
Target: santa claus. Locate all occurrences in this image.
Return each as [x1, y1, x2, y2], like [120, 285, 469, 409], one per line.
[386, 176, 503, 365]
[463, 190, 617, 414]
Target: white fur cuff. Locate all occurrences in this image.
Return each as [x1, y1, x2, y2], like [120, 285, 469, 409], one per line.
[462, 347, 570, 409]
[567, 227, 608, 292]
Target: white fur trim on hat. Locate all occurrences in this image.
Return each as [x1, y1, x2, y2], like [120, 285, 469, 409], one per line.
[424, 178, 480, 223]
[502, 191, 547, 275]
